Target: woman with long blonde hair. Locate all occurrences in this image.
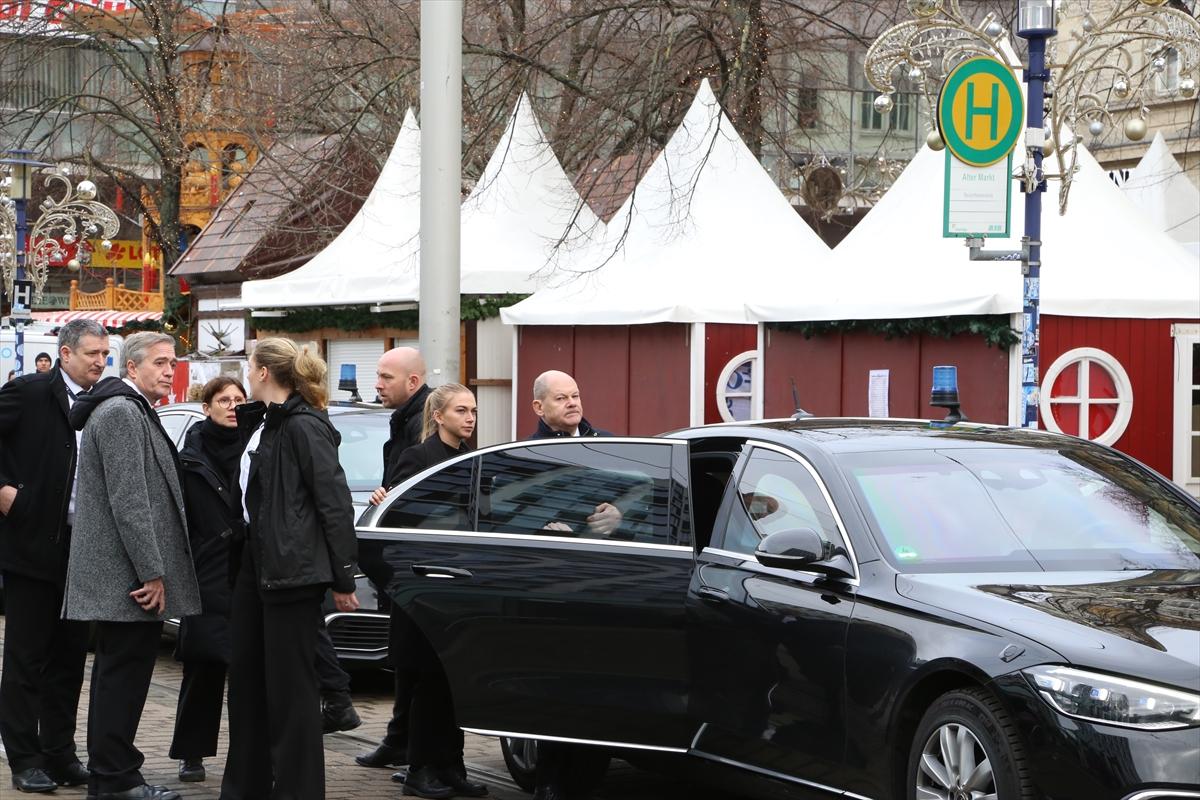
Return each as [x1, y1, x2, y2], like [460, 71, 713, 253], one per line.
[387, 383, 487, 799]
[221, 338, 359, 800]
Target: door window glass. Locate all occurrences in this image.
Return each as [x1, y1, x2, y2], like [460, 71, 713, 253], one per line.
[722, 447, 841, 555]
[477, 442, 679, 545]
[380, 458, 473, 531]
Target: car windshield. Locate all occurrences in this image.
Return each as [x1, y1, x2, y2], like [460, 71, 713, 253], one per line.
[838, 447, 1200, 573]
[329, 412, 390, 492]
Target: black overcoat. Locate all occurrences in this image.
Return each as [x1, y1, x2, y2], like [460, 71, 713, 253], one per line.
[0, 367, 77, 584]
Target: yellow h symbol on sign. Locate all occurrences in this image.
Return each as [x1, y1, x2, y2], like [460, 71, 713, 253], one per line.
[965, 81, 1000, 142]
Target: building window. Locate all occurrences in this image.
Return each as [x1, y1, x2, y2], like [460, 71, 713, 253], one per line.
[796, 88, 819, 129]
[1155, 47, 1181, 95]
[1039, 347, 1134, 446]
[860, 91, 912, 132]
[716, 350, 758, 423]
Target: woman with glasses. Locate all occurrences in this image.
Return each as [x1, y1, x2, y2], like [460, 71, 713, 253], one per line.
[168, 376, 247, 783]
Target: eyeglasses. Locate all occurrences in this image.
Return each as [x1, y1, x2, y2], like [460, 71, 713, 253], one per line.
[211, 397, 246, 409]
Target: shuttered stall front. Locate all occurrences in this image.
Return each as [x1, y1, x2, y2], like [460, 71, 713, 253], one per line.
[326, 339, 385, 404]
[474, 317, 514, 447]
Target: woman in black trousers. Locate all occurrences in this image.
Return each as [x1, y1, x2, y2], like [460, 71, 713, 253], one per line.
[390, 384, 488, 800]
[169, 377, 246, 783]
[220, 339, 359, 800]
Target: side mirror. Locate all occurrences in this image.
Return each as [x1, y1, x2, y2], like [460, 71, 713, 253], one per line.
[754, 528, 855, 580]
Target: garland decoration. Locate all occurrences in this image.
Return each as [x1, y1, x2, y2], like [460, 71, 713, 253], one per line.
[250, 294, 528, 334]
[769, 315, 1019, 349]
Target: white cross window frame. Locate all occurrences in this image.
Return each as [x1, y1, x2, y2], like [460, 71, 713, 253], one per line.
[1039, 347, 1134, 446]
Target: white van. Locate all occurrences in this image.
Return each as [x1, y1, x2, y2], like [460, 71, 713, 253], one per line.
[0, 322, 124, 382]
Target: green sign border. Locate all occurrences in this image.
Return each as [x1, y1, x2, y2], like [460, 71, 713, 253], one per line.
[937, 56, 1024, 168]
[942, 151, 1013, 239]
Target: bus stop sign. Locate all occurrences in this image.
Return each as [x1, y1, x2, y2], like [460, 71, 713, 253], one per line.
[937, 56, 1024, 168]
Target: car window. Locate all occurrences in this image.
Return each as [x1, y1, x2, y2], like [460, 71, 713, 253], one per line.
[838, 447, 1200, 573]
[380, 457, 474, 531]
[477, 442, 679, 545]
[157, 411, 196, 447]
[329, 412, 390, 491]
[721, 447, 842, 556]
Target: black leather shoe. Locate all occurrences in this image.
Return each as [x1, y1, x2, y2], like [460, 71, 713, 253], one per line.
[356, 742, 406, 768]
[178, 759, 205, 782]
[401, 766, 455, 799]
[45, 760, 89, 787]
[322, 700, 362, 734]
[96, 785, 180, 800]
[11, 768, 57, 793]
[439, 768, 488, 797]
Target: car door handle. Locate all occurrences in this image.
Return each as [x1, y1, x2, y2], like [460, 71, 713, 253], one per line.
[697, 586, 730, 604]
[411, 564, 473, 580]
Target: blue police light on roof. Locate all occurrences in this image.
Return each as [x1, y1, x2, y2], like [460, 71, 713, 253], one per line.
[337, 364, 361, 401]
[930, 365, 965, 425]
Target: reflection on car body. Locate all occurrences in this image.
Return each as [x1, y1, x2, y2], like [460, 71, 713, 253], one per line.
[356, 419, 1200, 800]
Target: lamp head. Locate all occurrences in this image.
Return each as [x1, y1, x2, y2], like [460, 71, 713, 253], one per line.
[1017, 0, 1057, 38]
[0, 150, 52, 203]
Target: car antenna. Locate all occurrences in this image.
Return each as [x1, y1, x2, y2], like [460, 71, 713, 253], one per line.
[790, 378, 813, 419]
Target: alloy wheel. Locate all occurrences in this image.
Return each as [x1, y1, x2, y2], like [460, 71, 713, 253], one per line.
[916, 722, 997, 800]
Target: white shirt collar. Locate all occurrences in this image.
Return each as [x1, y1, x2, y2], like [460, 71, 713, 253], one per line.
[61, 370, 86, 398]
[122, 377, 155, 403]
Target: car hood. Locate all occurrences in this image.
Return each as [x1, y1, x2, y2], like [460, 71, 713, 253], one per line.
[896, 570, 1200, 692]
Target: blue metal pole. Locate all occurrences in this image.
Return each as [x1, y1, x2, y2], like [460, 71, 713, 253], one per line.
[1019, 28, 1051, 429]
[13, 195, 26, 378]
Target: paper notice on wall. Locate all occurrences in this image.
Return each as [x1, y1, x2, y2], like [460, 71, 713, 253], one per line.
[868, 369, 890, 418]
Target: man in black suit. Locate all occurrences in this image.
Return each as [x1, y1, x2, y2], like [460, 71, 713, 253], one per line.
[0, 320, 110, 793]
[356, 346, 430, 772]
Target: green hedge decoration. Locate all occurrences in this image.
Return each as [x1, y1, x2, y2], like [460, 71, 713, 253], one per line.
[769, 315, 1020, 349]
[249, 294, 528, 334]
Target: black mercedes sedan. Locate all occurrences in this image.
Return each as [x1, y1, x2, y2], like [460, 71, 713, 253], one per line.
[356, 419, 1200, 800]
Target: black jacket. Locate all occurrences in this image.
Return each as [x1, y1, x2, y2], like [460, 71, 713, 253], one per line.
[0, 367, 79, 583]
[392, 433, 471, 486]
[530, 417, 612, 439]
[382, 383, 431, 489]
[237, 393, 357, 594]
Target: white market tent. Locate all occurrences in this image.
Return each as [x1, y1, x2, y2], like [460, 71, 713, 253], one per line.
[1122, 131, 1200, 248]
[502, 79, 831, 325]
[239, 110, 422, 309]
[239, 98, 601, 309]
[747, 135, 1200, 322]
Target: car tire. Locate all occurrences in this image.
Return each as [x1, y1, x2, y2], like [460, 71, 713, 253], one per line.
[500, 737, 538, 793]
[907, 688, 1034, 800]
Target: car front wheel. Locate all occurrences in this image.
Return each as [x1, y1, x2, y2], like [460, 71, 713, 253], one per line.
[907, 688, 1034, 800]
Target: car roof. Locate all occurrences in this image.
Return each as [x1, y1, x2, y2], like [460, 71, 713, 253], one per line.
[671, 417, 1083, 454]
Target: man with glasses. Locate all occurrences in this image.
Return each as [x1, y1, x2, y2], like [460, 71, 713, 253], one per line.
[0, 319, 110, 793]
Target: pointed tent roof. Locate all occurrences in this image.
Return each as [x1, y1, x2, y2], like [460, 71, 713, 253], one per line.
[502, 79, 831, 325]
[747, 137, 1200, 321]
[459, 93, 605, 294]
[1123, 132, 1200, 246]
[239, 109, 421, 309]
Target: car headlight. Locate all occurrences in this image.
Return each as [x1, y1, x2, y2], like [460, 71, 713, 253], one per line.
[1023, 665, 1200, 731]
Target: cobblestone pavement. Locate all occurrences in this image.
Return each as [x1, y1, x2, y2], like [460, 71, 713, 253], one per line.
[0, 618, 739, 800]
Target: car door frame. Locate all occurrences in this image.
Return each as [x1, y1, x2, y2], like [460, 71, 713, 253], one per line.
[357, 436, 701, 753]
[684, 437, 864, 796]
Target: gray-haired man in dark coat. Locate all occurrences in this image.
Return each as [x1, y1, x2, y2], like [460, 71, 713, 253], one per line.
[64, 331, 200, 800]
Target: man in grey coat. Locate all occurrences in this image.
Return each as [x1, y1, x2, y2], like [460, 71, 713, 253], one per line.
[65, 332, 200, 800]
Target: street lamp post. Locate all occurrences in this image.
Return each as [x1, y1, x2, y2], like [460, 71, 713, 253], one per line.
[863, 0, 1200, 430]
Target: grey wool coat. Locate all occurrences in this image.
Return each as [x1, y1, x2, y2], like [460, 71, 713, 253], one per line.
[63, 382, 201, 622]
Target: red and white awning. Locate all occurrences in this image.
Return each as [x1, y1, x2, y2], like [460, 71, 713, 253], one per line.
[32, 310, 163, 327]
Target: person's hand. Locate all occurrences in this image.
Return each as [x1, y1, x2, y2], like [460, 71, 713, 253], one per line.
[542, 521, 572, 533]
[369, 486, 388, 506]
[131, 578, 166, 614]
[0, 485, 16, 516]
[333, 591, 360, 612]
[587, 502, 622, 537]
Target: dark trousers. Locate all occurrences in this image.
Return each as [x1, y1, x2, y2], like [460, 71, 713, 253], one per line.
[221, 556, 324, 800]
[404, 622, 462, 771]
[315, 623, 350, 699]
[169, 660, 226, 760]
[380, 608, 416, 750]
[0, 572, 89, 773]
[86, 620, 163, 795]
